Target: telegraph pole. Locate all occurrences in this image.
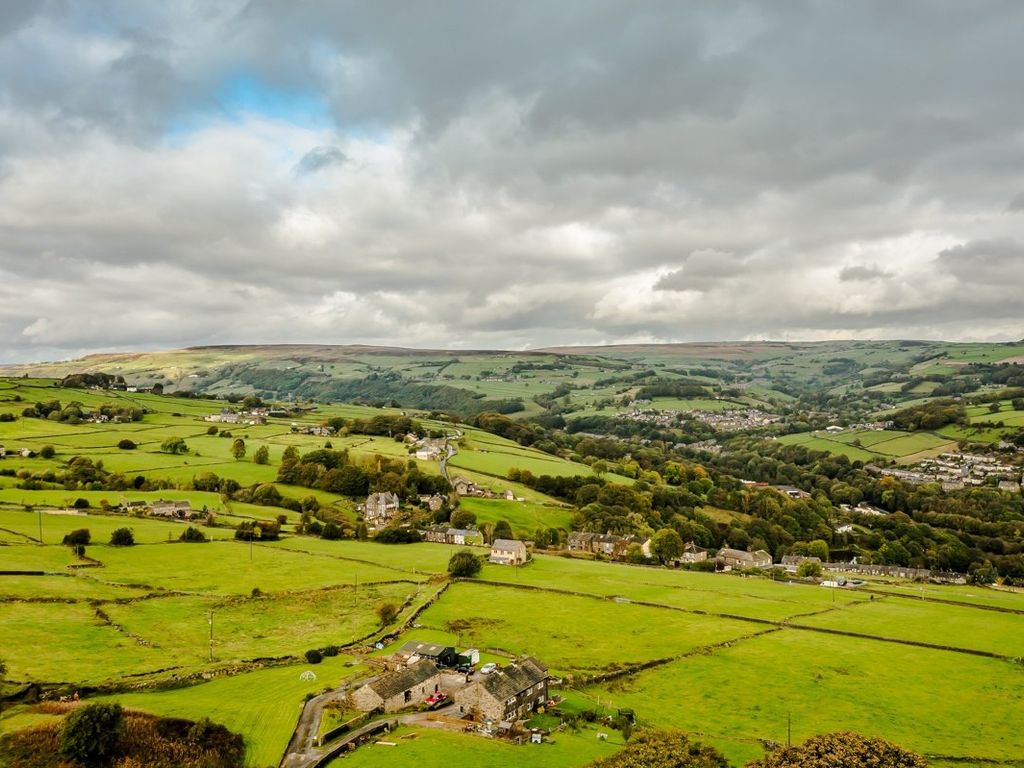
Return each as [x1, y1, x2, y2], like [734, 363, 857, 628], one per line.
[208, 610, 214, 662]
[37, 508, 42, 544]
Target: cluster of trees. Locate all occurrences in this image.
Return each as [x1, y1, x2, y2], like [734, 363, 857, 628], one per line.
[889, 400, 967, 431]
[321, 413, 421, 437]
[21, 399, 143, 424]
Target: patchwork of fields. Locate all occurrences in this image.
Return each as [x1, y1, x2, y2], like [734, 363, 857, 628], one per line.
[3, 512, 1023, 768]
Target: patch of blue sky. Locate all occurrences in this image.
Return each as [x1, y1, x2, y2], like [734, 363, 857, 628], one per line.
[162, 72, 333, 144]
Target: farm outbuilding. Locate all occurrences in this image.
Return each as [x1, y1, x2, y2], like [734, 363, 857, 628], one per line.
[396, 640, 458, 668]
[351, 659, 442, 713]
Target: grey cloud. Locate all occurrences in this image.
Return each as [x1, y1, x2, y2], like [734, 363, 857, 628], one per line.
[295, 145, 347, 175]
[839, 265, 891, 282]
[0, 2, 1023, 361]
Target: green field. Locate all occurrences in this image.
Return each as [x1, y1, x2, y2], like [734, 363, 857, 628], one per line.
[456, 497, 574, 537]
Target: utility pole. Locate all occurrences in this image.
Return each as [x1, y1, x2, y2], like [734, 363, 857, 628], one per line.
[249, 532, 253, 561]
[37, 508, 42, 544]
[208, 610, 214, 662]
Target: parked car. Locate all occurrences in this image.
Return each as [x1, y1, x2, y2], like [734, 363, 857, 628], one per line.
[455, 663, 474, 675]
[425, 691, 449, 709]
[479, 662, 498, 674]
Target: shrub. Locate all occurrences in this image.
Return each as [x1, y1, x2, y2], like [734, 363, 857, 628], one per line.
[376, 601, 400, 625]
[320, 522, 342, 540]
[109, 527, 135, 546]
[375, 528, 422, 544]
[179, 526, 208, 543]
[448, 550, 482, 578]
[59, 703, 124, 766]
[72, 498, 90, 509]
[745, 731, 927, 768]
[39, 445, 56, 459]
[304, 649, 323, 664]
[589, 729, 726, 768]
[117, 439, 137, 450]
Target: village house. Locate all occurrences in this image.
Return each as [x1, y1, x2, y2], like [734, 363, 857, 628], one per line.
[455, 657, 549, 724]
[568, 531, 598, 552]
[715, 547, 773, 571]
[490, 539, 529, 566]
[149, 500, 195, 519]
[424, 526, 483, 546]
[351, 659, 442, 713]
[418, 494, 446, 513]
[395, 641, 458, 668]
[774, 485, 811, 500]
[680, 542, 708, 563]
[452, 476, 496, 499]
[363, 492, 400, 525]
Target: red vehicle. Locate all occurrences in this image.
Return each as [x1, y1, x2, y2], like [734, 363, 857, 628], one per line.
[425, 691, 449, 709]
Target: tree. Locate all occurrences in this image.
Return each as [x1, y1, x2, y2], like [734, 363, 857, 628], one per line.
[231, 438, 246, 460]
[797, 560, 823, 578]
[649, 528, 683, 564]
[207, 425, 219, 435]
[492, 519, 513, 541]
[376, 601, 400, 625]
[450, 508, 477, 529]
[745, 731, 926, 768]
[304, 649, 323, 664]
[253, 445, 270, 465]
[161, 436, 188, 454]
[448, 549, 482, 578]
[39, 445, 55, 459]
[589, 729, 727, 768]
[109, 527, 135, 546]
[806, 539, 830, 561]
[117, 439, 137, 450]
[59, 702, 125, 766]
[355, 522, 368, 540]
[63, 528, 91, 546]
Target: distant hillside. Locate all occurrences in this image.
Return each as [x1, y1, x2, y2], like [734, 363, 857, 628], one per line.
[3, 339, 1023, 417]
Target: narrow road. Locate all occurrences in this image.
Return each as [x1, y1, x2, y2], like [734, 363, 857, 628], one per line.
[439, 428, 462, 483]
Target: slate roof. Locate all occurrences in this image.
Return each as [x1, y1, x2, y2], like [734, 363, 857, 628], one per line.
[478, 658, 548, 701]
[367, 659, 438, 700]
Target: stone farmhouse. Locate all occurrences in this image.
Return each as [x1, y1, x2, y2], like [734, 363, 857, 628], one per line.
[567, 531, 646, 560]
[351, 659, 441, 713]
[455, 658, 549, 724]
[716, 547, 773, 570]
[149, 500, 196, 520]
[680, 542, 708, 563]
[363, 492, 400, 525]
[489, 539, 529, 566]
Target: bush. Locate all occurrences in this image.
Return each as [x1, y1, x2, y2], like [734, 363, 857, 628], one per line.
[375, 528, 422, 544]
[304, 649, 323, 664]
[39, 445, 56, 459]
[72, 497, 90, 509]
[117, 439, 137, 450]
[448, 549, 482, 578]
[320, 522, 342, 540]
[376, 601, 400, 625]
[745, 731, 926, 768]
[179, 526, 208, 543]
[59, 702, 124, 766]
[589, 729, 726, 768]
[109, 527, 135, 546]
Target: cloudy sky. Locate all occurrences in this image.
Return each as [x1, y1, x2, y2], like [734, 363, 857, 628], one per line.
[1, 1, 1022, 362]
